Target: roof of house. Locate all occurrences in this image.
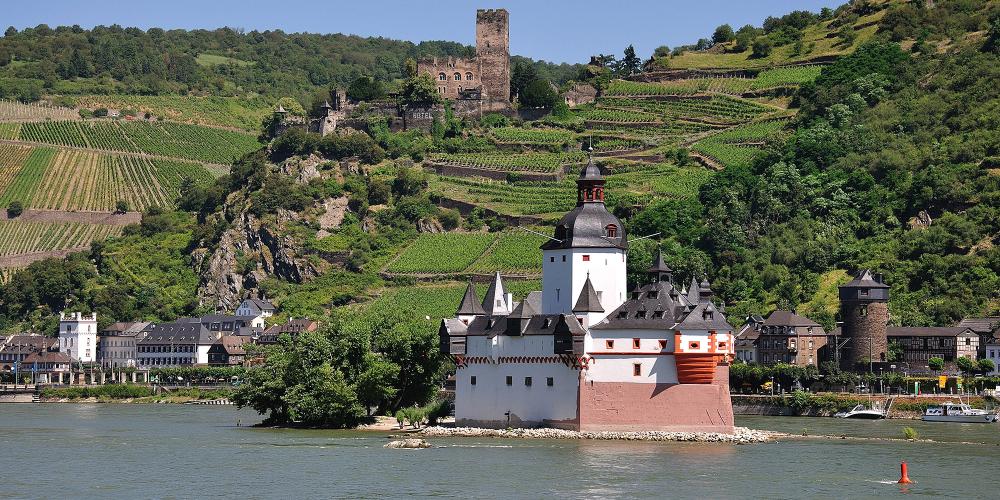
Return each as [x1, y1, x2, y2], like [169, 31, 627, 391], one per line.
[242, 298, 275, 311]
[956, 317, 1000, 334]
[102, 321, 152, 336]
[23, 350, 71, 364]
[212, 335, 249, 355]
[138, 321, 218, 345]
[591, 279, 694, 330]
[886, 327, 976, 338]
[762, 310, 822, 328]
[647, 249, 672, 274]
[441, 311, 586, 338]
[0, 335, 56, 353]
[840, 269, 889, 289]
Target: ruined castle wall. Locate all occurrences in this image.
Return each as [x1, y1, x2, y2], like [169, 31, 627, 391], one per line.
[417, 57, 480, 100]
[843, 301, 889, 367]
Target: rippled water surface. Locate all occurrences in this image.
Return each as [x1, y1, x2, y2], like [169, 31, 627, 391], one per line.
[1, 404, 998, 499]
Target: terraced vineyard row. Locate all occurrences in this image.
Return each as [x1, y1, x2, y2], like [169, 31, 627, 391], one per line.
[605, 67, 823, 97]
[749, 66, 823, 90]
[0, 145, 216, 211]
[0, 100, 79, 121]
[580, 108, 663, 123]
[0, 220, 123, 256]
[490, 127, 576, 146]
[599, 95, 775, 123]
[691, 120, 789, 169]
[72, 95, 274, 131]
[388, 230, 549, 275]
[0, 123, 20, 140]
[431, 176, 577, 216]
[429, 152, 587, 173]
[12, 120, 260, 164]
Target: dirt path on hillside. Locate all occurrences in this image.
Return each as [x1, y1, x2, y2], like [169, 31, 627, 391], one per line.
[0, 208, 140, 225]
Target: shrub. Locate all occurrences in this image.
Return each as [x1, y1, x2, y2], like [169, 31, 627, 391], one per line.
[902, 427, 918, 440]
[421, 399, 453, 426]
[438, 209, 460, 230]
[752, 38, 774, 58]
[7, 201, 23, 218]
[115, 200, 129, 214]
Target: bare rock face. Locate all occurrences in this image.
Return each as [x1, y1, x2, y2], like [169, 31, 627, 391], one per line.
[318, 197, 349, 231]
[197, 210, 318, 310]
[281, 154, 323, 184]
[383, 439, 432, 449]
[416, 217, 443, 233]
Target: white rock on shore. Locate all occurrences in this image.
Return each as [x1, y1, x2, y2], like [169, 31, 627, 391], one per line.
[384, 438, 433, 449]
[420, 426, 774, 444]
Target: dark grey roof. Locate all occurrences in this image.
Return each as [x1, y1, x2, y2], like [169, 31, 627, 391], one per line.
[243, 298, 276, 311]
[887, 327, 976, 338]
[647, 249, 672, 274]
[841, 269, 889, 289]
[456, 281, 486, 316]
[675, 302, 735, 332]
[762, 310, 822, 328]
[573, 276, 604, 313]
[579, 157, 603, 181]
[592, 280, 695, 330]
[481, 272, 508, 314]
[698, 276, 713, 303]
[138, 321, 217, 345]
[540, 203, 627, 251]
[956, 317, 1000, 334]
[686, 276, 699, 304]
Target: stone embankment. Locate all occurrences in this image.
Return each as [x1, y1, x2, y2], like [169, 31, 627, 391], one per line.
[421, 426, 775, 444]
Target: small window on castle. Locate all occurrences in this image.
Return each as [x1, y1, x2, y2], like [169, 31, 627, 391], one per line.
[635, 310, 647, 319]
[652, 311, 664, 319]
[605, 224, 617, 238]
[647, 291, 658, 299]
[719, 342, 727, 349]
[438, 73, 446, 81]
[860, 289, 869, 296]
[582, 255, 590, 262]
[605, 339, 614, 349]
[859, 305, 868, 317]
[470, 376, 477, 386]
[546, 377, 554, 387]
[505, 376, 512, 386]
[618, 310, 628, 319]
[466, 72, 474, 80]
[524, 377, 532, 387]
[658, 339, 667, 349]
[632, 338, 640, 349]
[550, 257, 555, 263]
[454, 72, 462, 81]
[633, 363, 641, 376]
[689, 341, 700, 350]
[562, 255, 566, 262]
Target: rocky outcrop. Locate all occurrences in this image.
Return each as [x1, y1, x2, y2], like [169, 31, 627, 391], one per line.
[420, 426, 774, 444]
[197, 209, 319, 310]
[281, 154, 324, 184]
[416, 218, 443, 233]
[383, 438, 432, 449]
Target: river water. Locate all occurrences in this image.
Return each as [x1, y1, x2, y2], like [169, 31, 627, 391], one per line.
[1, 404, 998, 499]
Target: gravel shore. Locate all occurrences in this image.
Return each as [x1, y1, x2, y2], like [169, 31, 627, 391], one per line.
[421, 426, 775, 444]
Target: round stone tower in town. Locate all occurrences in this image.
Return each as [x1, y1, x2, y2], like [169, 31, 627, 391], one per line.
[839, 269, 890, 368]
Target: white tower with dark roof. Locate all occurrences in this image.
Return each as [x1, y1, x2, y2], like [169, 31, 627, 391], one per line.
[540, 158, 627, 322]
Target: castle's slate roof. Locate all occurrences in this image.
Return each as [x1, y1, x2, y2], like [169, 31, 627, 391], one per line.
[675, 302, 735, 332]
[579, 157, 603, 181]
[762, 310, 822, 328]
[647, 249, 672, 274]
[956, 317, 1000, 334]
[591, 280, 695, 330]
[481, 272, 508, 315]
[573, 276, 604, 313]
[841, 269, 889, 289]
[886, 327, 976, 338]
[138, 321, 217, 345]
[540, 162, 627, 251]
[456, 281, 486, 316]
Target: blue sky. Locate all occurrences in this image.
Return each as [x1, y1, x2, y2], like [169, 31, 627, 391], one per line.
[5, 0, 846, 63]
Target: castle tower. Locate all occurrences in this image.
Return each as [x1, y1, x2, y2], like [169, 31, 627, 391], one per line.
[541, 158, 627, 321]
[59, 312, 98, 363]
[475, 9, 510, 110]
[839, 269, 890, 368]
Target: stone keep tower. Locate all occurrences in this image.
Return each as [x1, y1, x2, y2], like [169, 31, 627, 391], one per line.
[839, 269, 890, 367]
[475, 9, 510, 110]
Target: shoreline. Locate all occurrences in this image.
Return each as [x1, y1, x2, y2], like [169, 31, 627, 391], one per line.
[419, 425, 776, 444]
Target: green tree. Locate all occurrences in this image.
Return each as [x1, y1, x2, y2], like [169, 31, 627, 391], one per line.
[115, 200, 129, 214]
[887, 340, 903, 363]
[619, 45, 642, 76]
[354, 352, 400, 415]
[977, 358, 995, 374]
[928, 357, 945, 372]
[752, 37, 774, 58]
[713, 24, 735, 44]
[956, 356, 975, 375]
[983, 15, 1000, 54]
[510, 61, 539, 101]
[400, 73, 440, 105]
[7, 201, 23, 218]
[653, 45, 671, 58]
[346, 76, 385, 102]
[519, 79, 557, 108]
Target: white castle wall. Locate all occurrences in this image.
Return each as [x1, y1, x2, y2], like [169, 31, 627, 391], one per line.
[456, 335, 579, 427]
[586, 328, 679, 384]
[541, 248, 626, 320]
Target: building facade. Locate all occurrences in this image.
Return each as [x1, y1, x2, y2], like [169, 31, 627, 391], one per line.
[235, 298, 276, 321]
[98, 321, 151, 368]
[887, 327, 978, 366]
[755, 310, 828, 367]
[440, 160, 735, 433]
[418, 9, 510, 111]
[0, 335, 57, 371]
[59, 312, 98, 363]
[136, 320, 217, 367]
[839, 270, 890, 368]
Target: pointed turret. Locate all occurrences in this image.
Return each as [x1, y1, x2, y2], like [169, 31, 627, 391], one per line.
[481, 272, 511, 316]
[647, 248, 672, 283]
[687, 276, 700, 304]
[573, 275, 604, 313]
[456, 281, 485, 317]
[699, 275, 713, 303]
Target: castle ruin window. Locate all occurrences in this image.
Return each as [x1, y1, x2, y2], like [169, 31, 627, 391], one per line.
[454, 72, 462, 81]
[438, 73, 446, 81]
[466, 72, 474, 80]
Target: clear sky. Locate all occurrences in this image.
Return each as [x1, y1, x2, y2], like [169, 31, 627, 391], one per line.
[5, 0, 846, 64]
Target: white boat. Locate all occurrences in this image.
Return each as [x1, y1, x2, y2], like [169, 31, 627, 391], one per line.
[835, 403, 886, 419]
[922, 402, 999, 423]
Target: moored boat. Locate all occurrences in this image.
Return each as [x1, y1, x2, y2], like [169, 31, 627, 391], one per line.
[922, 402, 999, 423]
[834, 403, 886, 419]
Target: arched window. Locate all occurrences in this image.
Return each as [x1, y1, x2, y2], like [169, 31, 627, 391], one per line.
[605, 224, 617, 238]
[454, 72, 462, 81]
[466, 72, 474, 81]
[438, 73, 446, 81]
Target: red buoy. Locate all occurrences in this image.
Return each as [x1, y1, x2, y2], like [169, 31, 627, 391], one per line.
[898, 461, 913, 484]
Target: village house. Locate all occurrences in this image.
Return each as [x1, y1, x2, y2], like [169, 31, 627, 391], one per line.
[887, 326, 979, 367]
[734, 316, 764, 363]
[256, 318, 319, 345]
[21, 350, 72, 384]
[207, 336, 250, 366]
[97, 321, 151, 369]
[956, 316, 999, 359]
[235, 298, 276, 322]
[198, 314, 266, 334]
[0, 334, 57, 371]
[136, 320, 218, 368]
[440, 159, 735, 433]
[755, 310, 828, 367]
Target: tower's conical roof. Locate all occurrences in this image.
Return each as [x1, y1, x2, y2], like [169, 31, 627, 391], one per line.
[648, 248, 672, 274]
[456, 281, 485, 316]
[573, 275, 604, 313]
[481, 271, 508, 315]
